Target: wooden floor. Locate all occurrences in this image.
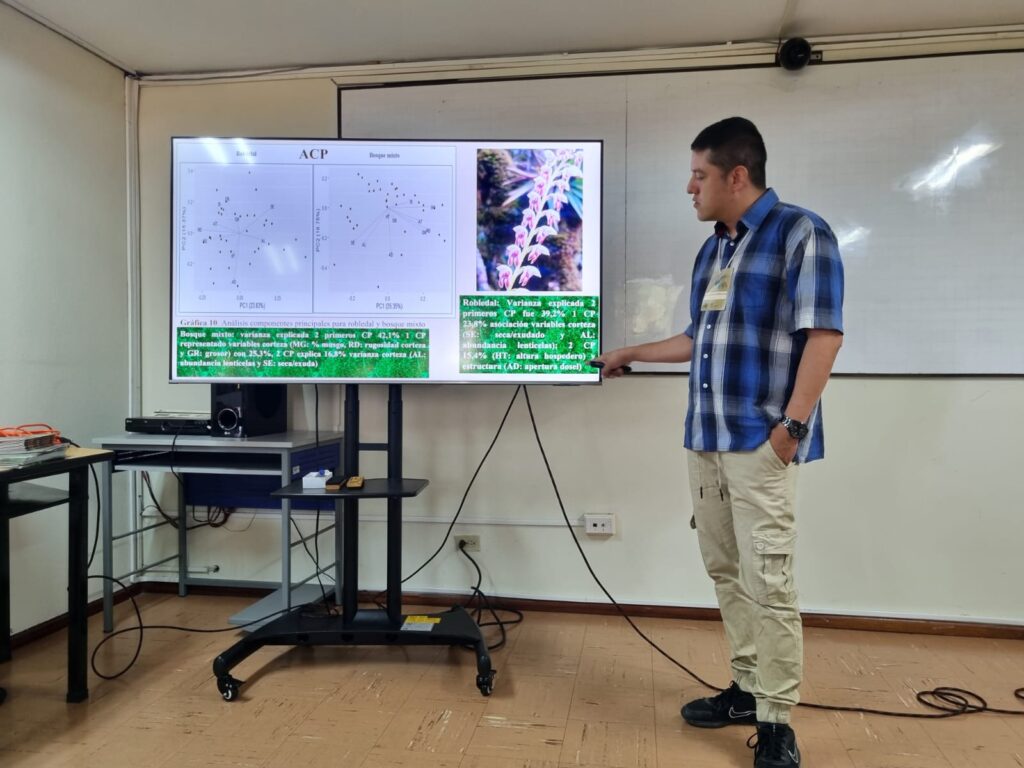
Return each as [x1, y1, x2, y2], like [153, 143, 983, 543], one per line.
[1, 594, 1023, 767]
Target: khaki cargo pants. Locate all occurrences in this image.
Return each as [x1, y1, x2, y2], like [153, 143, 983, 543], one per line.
[687, 440, 801, 724]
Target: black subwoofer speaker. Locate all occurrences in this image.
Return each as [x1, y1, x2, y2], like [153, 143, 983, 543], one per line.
[210, 384, 288, 437]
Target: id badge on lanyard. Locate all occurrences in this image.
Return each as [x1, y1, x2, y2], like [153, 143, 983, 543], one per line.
[700, 266, 733, 311]
[700, 237, 742, 312]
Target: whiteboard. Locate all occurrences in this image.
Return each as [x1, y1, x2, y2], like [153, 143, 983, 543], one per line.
[340, 52, 1024, 374]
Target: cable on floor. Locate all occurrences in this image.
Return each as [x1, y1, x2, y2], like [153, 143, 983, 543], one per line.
[89, 385, 1024, 720]
[87, 575, 291, 681]
[89, 386, 337, 681]
[520, 385, 1024, 720]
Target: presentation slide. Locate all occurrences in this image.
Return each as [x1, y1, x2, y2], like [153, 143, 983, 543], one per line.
[171, 138, 602, 383]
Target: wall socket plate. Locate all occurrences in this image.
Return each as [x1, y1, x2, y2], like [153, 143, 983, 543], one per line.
[455, 534, 480, 552]
[583, 513, 616, 535]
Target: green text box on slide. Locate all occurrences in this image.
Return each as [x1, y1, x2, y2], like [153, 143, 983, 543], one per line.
[460, 295, 600, 374]
[176, 327, 429, 379]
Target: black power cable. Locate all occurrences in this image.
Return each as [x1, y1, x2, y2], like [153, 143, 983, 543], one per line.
[191, 504, 233, 527]
[87, 575, 291, 681]
[290, 517, 335, 585]
[520, 386, 1024, 720]
[87, 385, 1024, 720]
[310, 505, 334, 613]
[143, 431, 218, 530]
[369, 385, 523, 611]
[141, 472, 215, 531]
[169, 430, 186, 489]
[518, 387, 720, 692]
[394, 385, 523, 588]
[85, 384, 341, 683]
[457, 541, 523, 652]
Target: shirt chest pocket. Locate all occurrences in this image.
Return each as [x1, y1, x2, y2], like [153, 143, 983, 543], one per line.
[732, 271, 780, 315]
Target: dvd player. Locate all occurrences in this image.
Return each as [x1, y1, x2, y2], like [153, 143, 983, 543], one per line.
[125, 413, 212, 435]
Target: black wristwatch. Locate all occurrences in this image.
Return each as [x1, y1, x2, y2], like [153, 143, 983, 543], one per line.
[779, 414, 809, 440]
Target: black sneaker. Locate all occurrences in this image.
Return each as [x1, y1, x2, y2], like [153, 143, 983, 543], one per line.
[748, 722, 801, 767]
[681, 681, 757, 728]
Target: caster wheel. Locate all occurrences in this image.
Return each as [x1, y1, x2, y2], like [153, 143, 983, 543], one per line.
[217, 675, 241, 701]
[476, 670, 496, 696]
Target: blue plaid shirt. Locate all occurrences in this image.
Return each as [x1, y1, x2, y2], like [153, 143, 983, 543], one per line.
[683, 188, 844, 463]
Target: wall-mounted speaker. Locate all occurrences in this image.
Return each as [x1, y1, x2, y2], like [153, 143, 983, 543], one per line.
[210, 384, 288, 438]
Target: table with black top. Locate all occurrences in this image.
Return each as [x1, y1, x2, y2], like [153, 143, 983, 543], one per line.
[210, 476, 495, 701]
[0, 447, 114, 704]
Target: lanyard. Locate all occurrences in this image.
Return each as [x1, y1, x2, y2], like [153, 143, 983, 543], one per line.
[715, 229, 749, 273]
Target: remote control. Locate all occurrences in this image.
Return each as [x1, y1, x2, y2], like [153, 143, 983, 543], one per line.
[588, 360, 633, 374]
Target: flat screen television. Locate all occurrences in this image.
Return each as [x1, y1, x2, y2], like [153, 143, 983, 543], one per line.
[170, 137, 602, 384]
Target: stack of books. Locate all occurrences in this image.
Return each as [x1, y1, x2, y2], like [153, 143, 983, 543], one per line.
[0, 431, 67, 470]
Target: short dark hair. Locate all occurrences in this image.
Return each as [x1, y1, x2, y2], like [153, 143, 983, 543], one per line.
[691, 117, 767, 189]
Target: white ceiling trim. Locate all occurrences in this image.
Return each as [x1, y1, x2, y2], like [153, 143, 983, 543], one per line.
[822, 27, 1024, 62]
[0, 0, 136, 73]
[134, 25, 1024, 88]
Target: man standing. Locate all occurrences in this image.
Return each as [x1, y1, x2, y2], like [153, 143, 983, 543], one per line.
[595, 117, 843, 768]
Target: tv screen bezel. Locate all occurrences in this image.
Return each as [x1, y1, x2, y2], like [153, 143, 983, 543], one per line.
[169, 136, 604, 385]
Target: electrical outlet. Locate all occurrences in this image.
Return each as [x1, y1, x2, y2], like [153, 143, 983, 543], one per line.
[583, 513, 616, 535]
[455, 534, 480, 552]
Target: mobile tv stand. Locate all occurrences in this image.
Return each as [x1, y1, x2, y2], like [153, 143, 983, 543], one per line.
[211, 384, 494, 701]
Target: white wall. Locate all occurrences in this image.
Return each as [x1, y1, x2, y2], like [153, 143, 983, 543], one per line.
[136, 77, 1024, 626]
[1, 5, 129, 633]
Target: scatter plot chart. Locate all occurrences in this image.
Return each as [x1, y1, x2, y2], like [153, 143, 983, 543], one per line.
[315, 163, 454, 316]
[177, 164, 313, 314]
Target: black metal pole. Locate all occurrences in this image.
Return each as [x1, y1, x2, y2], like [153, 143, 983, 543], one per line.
[388, 384, 402, 479]
[386, 384, 402, 624]
[344, 384, 359, 479]
[342, 384, 359, 622]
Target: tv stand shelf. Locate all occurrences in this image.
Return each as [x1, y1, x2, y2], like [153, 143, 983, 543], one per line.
[211, 385, 494, 701]
[273, 477, 428, 500]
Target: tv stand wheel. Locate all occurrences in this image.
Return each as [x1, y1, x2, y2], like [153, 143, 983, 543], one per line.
[217, 675, 241, 701]
[476, 670, 496, 696]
